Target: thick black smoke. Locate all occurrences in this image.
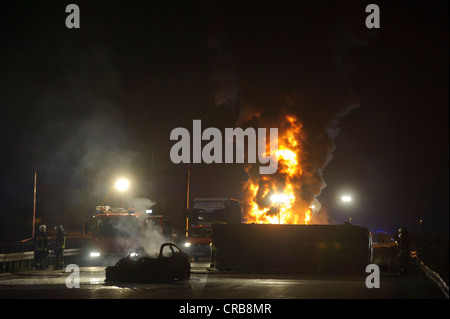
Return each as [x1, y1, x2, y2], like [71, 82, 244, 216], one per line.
[202, 1, 374, 221]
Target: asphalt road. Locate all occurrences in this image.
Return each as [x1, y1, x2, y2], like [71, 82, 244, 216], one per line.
[0, 260, 445, 299]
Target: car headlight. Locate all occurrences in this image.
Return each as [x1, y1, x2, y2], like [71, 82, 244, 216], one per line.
[184, 242, 191, 248]
[90, 252, 101, 258]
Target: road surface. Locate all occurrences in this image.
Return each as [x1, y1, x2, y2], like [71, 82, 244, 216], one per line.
[0, 260, 445, 299]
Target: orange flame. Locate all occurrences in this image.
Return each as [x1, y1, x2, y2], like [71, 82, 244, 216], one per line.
[243, 114, 313, 224]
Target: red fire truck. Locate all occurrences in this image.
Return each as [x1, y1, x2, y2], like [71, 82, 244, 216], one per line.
[87, 206, 171, 264]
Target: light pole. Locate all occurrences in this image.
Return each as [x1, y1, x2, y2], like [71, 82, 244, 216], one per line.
[115, 178, 130, 208]
[341, 195, 353, 223]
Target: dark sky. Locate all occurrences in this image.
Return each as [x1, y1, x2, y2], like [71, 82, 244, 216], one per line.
[0, 0, 448, 241]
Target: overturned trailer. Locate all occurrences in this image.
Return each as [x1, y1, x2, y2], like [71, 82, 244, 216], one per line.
[212, 224, 373, 274]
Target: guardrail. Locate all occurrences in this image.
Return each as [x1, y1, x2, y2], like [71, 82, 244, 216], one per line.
[414, 254, 449, 299]
[0, 248, 84, 273]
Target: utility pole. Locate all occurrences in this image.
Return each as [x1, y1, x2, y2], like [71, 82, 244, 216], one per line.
[186, 165, 190, 211]
[32, 171, 37, 239]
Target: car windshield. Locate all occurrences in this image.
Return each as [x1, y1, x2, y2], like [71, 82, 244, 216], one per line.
[192, 209, 227, 223]
[190, 227, 212, 238]
[96, 216, 139, 237]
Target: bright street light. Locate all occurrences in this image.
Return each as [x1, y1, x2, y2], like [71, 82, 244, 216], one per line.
[341, 195, 352, 203]
[115, 178, 130, 208]
[340, 195, 353, 224]
[115, 178, 130, 192]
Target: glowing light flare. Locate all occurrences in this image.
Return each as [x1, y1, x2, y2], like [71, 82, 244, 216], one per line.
[270, 193, 290, 205]
[341, 195, 352, 202]
[115, 178, 130, 191]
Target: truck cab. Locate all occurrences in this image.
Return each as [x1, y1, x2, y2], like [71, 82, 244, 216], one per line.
[183, 225, 213, 261]
[87, 206, 170, 265]
[184, 198, 242, 261]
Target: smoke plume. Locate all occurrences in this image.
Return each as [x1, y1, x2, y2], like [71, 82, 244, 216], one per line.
[202, 1, 370, 222]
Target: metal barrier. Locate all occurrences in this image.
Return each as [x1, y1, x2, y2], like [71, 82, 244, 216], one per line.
[414, 255, 449, 299]
[0, 248, 84, 273]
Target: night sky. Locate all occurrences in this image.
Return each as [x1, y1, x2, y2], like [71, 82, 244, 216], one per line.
[0, 0, 448, 242]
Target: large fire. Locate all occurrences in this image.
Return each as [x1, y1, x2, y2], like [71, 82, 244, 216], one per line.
[242, 114, 312, 225]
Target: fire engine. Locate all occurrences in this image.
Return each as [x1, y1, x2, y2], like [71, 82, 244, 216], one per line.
[184, 198, 242, 261]
[87, 206, 171, 264]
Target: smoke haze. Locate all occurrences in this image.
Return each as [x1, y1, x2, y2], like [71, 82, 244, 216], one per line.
[202, 1, 373, 222]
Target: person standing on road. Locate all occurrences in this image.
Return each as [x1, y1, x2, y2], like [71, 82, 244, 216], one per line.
[34, 225, 49, 270]
[54, 225, 66, 270]
[397, 227, 411, 275]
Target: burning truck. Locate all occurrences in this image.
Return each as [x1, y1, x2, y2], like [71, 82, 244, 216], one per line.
[208, 115, 372, 273]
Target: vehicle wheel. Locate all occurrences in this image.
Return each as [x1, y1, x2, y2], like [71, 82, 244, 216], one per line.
[174, 266, 191, 282]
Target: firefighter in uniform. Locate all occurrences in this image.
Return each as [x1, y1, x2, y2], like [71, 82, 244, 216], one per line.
[397, 227, 411, 275]
[54, 225, 66, 270]
[34, 225, 49, 270]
